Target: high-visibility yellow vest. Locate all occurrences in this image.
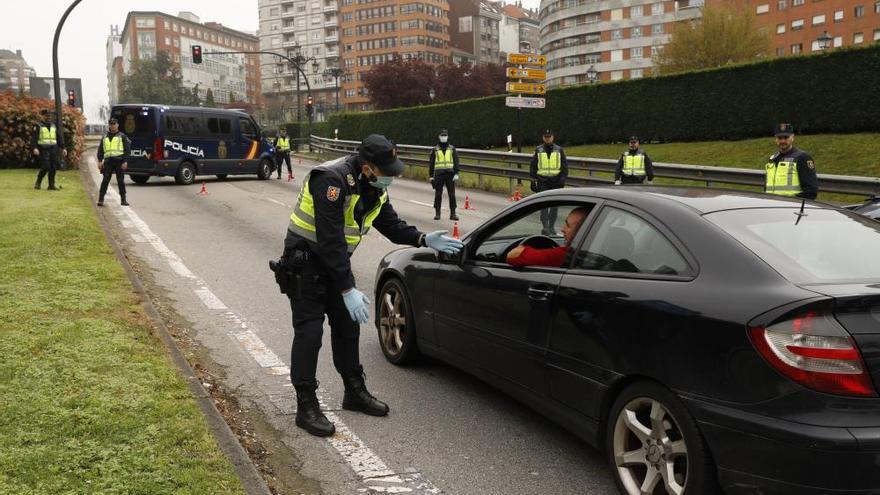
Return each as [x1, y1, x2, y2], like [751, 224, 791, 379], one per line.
[434, 147, 454, 170]
[277, 137, 290, 151]
[102, 135, 125, 157]
[537, 147, 561, 177]
[38, 125, 57, 146]
[765, 159, 801, 196]
[623, 152, 646, 176]
[288, 162, 388, 253]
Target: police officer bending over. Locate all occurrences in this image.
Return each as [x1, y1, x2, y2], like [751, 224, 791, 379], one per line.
[32, 109, 67, 190]
[764, 123, 818, 200]
[614, 136, 654, 185]
[96, 117, 131, 206]
[277, 134, 463, 437]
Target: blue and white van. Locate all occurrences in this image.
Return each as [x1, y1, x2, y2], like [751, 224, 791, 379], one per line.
[110, 104, 276, 185]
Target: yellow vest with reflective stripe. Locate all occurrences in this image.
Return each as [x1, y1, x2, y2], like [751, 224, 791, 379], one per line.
[38, 125, 57, 146]
[277, 137, 290, 151]
[103, 135, 125, 157]
[623, 152, 646, 176]
[537, 148, 561, 177]
[765, 159, 801, 196]
[289, 166, 388, 253]
[434, 147, 454, 170]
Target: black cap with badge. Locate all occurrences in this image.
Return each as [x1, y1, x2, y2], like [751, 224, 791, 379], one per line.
[359, 134, 404, 176]
[108, 117, 119, 125]
[439, 128, 448, 136]
[774, 123, 794, 137]
[542, 129, 553, 137]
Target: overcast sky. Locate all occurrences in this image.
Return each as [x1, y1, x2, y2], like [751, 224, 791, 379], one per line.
[0, 0, 540, 123]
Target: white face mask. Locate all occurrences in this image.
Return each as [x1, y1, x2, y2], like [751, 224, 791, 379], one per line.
[439, 136, 448, 143]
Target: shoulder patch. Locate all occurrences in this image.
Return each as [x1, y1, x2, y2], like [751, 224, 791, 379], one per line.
[326, 186, 340, 202]
[807, 160, 815, 169]
[346, 173, 355, 186]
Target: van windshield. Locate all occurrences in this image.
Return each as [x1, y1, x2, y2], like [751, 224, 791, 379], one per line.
[110, 107, 154, 136]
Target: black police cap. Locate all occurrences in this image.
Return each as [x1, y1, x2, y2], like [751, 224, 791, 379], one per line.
[629, 136, 640, 142]
[774, 123, 794, 137]
[542, 129, 553, 136]
[108, 118, 119, 124]
[40, 109, 49, 116]
[359, 134, 404, 176]
[439, 129, 448, 135]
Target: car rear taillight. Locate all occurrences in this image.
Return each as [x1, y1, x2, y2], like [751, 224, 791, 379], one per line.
[152, 137, 164, 160]
[749, 311, 877, 397]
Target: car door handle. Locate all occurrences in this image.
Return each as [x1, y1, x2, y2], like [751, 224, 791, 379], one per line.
[527, 287, 555, 301]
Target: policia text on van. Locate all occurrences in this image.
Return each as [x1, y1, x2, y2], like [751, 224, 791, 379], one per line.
[110, 105, 276, 185]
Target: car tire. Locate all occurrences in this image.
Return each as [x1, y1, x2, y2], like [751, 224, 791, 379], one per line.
[216, 174, 228, 180]
[130, 175, 149, 185]
[257, 158, 273, 180]
[376, 277, 421, 365]
[605, 382, 718, 495]
[175, 162, 196, 185]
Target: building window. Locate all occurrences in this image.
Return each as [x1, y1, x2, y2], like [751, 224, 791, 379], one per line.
[611, 49, 623, 61]
[652, 2, 664, 14]
[631, 46, 643, 58]
[791, 19, 804, 30]
[855, 5, 864, 17]
[756, 4, 770, 14]
[631, 68, 644, 78]
[854, 32, 864, 43]
[610, 70, 623, 81]
[631, 26, 642, 37]
[652, 24, 664, 35]
[164, 20, 170, 29]
[791, 43, 802, 53]
[775, 47, 785, 56]
[777, 0, 786, 10]
[173, 38, 179, 47]
[270, 7, 279, 16]
[875, 1, 880, 13]
[812, 14, 825, 25]
[612, 29, 623, 40]
[165, 36, 171, 45]
[792, 0, 804, 5]
[651, 45, 662, 57]
[631, 5, 643, 17]
[135, 17, 155, 28]
[834, 35, 842, 47]
[834, 10, 844, 21]
[776, 23, 786, 34]
[875, 29, 880, 40]
[611, 8, 623, 20]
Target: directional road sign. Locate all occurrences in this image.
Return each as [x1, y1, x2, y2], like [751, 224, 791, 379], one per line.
[506, 68, 547, 80]
[505, 96, 546, 109]
[507, 53, 546, 66]
[506, 82, 546, 95]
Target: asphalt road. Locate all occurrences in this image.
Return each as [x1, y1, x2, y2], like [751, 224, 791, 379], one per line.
[86, 154, 617, 495]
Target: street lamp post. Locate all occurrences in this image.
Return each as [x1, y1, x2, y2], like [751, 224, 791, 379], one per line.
[53, 0, 84, 163]
[817, 31, 833, 51]
[428, 88, 435, 103]
[587, 65, 598, 84]
[323, 67, 345, 114]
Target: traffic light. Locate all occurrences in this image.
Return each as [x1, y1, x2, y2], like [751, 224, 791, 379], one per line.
[192, 45, 202, 64]
[67, 90, 76, 107]
[307, 95, 314, 106]
[306, 94, 314, 116]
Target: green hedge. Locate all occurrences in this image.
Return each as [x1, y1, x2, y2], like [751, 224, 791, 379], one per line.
[313, 44, 880, 148]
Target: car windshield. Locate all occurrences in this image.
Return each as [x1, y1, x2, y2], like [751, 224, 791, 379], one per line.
[706, 207, 880, 284]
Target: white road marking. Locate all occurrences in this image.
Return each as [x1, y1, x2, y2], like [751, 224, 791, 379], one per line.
[92, 175, 440, 494]
[266, 197, 292, 208]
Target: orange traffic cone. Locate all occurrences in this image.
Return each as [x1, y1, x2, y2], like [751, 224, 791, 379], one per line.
[508, 187, 522, 202]
[198, 181, 209, 196]
[463, 194, 474, 210]
[451, 222, 460, 240]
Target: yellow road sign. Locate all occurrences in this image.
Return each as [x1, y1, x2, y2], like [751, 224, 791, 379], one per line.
[506, 68, 547, 80]
[506, 82, 546, 95]
[507, 53, 546, 66]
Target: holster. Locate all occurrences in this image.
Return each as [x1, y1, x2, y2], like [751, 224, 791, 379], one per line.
[269, 248, 307, 296]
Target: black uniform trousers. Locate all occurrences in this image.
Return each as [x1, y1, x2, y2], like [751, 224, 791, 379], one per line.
[288, 251, 361, 387]
[535, 176, 564, 233]
[276, 151, 292, 178]
[621, 174, 646, 184]
[99, 157, 127, 201]
[34, 147, 58, 188]
[432, 172, 457, 214]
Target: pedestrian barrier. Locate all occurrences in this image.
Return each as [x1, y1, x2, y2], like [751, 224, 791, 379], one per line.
[309, 135, 880, 198]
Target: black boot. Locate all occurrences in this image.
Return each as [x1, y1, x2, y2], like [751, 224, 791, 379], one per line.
[450, 210, 459, 221]
[341, 369, 389, 416]
[433, 211, 441, 221]
[121, 197, 130, 206]
[294, 384, 335, 437]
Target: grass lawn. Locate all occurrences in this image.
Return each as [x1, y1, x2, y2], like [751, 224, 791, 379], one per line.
[0, 169, 244, 495]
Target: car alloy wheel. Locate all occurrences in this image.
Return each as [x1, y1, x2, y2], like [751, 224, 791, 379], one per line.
[612, 397, 689, 495]
[376, 278, 420, 364]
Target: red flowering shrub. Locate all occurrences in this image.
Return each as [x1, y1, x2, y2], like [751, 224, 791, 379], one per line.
[0, 90, 86, 169]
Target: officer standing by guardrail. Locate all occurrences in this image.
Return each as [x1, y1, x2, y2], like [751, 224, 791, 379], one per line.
[32, 109, 67, 190]
[96, 117, 131, 207]
[274, 134, 463, 437]
[428, 129, 460, 221]
[530, 129, 568, 235]
[764, 123, 818, 199]
[614, 136, 654, 185]
[274, 127, 294, 181]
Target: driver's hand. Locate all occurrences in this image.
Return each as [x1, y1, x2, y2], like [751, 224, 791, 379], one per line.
[506, 245, 526, 263]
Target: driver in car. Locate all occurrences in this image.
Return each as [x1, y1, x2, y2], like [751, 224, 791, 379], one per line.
[506, 206, 591, 267]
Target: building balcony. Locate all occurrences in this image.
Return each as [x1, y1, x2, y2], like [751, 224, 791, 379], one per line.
[326, 50, 340, 58]
[324, 2, 338, 12]
[325, 34, 339, 43]
[324, 19, 338, 27]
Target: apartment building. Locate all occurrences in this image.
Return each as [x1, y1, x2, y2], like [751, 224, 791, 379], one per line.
[0, 49, 36, 94]
[500, 3, 540, 55]
[449, 0, 504, 64]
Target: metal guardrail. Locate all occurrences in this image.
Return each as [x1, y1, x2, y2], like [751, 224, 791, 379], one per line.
[309, 135, 880, 197]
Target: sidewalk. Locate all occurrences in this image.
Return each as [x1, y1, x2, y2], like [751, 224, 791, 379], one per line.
[0, 169, 248, 494]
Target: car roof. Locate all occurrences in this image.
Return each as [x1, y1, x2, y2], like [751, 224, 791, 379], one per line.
[540, 185, 828, 215]
[112, 104, 249, 116]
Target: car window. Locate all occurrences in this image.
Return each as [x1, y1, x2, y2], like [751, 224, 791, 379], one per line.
[111, 107, 154, 136]
[207, 117, 232, 135]
[575, 207, 689, 275]
[239, 118, 256, 140]
[164, 114, 202, 136]
[706, 207, 880, 284]
[472, 203, 591, 263]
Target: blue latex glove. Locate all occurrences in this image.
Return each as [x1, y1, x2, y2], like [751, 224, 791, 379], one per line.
[342, 288, 371, 324]
[425, 230, 464, 255]
[453, 174, 459, 182]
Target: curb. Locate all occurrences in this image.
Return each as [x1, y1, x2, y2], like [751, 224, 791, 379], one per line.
[78, 166, 273, 495]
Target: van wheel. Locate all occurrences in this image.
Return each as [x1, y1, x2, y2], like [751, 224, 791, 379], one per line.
[175, 162, 196, 185]
[216, 174, 228, 180]
[130, 175, 149, 185]
[257, 158, 273, 180]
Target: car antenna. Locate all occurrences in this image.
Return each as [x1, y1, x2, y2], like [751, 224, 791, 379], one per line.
[794, 198, 808, 226]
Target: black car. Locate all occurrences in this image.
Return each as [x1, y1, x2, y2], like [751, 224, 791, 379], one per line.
[373, 186, 880, 495]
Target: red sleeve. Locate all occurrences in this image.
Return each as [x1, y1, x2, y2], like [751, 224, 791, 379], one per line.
[508, 246, 569, 267]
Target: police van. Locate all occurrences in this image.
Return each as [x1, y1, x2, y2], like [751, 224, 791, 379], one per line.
[110, 104, 276, 185]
